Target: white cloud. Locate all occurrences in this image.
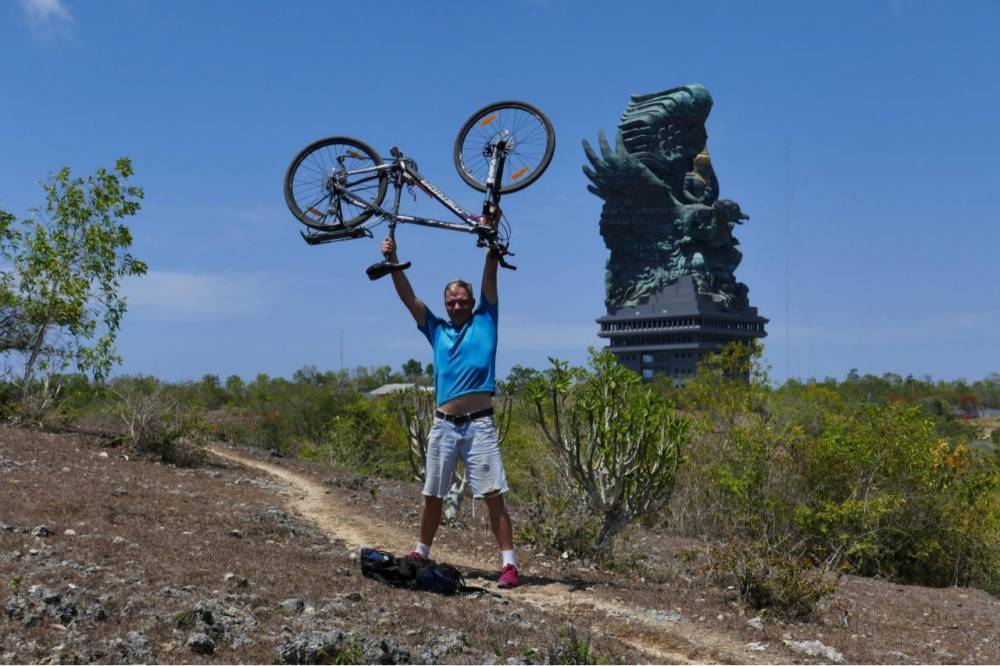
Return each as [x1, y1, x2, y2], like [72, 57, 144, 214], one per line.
[21, 0, 74, 41]
[123, 271, 277, 320]
[21, 0, 72, 24]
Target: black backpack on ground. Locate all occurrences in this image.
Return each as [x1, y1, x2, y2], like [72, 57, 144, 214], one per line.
[359, 548, 464, 595]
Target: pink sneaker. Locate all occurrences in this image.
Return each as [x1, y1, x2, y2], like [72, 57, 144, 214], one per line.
[404, 551, 426, 564]
[497, 564, 520, 588]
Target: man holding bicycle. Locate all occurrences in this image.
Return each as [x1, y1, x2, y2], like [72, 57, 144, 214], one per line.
[380, 234, 519, 589]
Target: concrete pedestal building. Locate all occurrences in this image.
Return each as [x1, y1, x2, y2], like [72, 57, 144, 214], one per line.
[596, 276, 767, 383]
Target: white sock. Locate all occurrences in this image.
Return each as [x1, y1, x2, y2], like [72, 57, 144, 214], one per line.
[415, 543, 431, 559]
[501, 549, 517, 568]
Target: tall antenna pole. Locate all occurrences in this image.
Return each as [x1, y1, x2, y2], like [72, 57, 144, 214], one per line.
[340, 331, 344, 372]
[784, 139, 791, 382]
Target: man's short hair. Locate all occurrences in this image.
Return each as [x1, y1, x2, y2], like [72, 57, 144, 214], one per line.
[443, 279, 474, 300]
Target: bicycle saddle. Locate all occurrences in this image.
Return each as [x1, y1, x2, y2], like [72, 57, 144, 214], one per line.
[366, 259, 412, 281]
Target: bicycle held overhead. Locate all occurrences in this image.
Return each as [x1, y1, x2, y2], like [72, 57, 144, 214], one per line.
[283, 101, 555, 280]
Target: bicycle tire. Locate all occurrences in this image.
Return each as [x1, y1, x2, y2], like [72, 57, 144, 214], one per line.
[453, 100, 555, 194]
[284, 136, 388, 229]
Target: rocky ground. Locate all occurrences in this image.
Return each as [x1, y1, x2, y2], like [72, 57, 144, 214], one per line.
[2, 423, 999, 664]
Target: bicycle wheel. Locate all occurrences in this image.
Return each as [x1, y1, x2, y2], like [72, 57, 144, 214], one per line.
[453, 100, 555, 194]
[284, 136, 387, 229]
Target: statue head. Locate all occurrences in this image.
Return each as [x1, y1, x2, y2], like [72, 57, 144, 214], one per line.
[618, 84, 713, 186]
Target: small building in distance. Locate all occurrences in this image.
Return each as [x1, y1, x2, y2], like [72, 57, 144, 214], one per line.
[366, 383, 433, 398]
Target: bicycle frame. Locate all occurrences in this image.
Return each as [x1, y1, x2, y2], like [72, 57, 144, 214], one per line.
[301, 143, 508, 247]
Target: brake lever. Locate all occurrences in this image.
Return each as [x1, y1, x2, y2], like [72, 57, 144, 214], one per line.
[489, 243, 516, 270]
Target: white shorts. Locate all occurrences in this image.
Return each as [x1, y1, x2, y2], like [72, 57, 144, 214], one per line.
[422, 415, 509, 498]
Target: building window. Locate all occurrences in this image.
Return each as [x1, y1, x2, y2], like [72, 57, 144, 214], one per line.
[642, 353, 653, 364]
[642, 368, 654, 380]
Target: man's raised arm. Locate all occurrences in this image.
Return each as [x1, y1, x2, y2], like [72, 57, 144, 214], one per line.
[481, 248, 499, 306]
[381, 237, 426, 327]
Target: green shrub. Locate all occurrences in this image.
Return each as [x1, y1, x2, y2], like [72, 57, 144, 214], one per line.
[711, 541, 839, 619]
[517, 476, 602, 561]
[111, 376, 207, 466]
[170, 610, 194, 628]
[322, 398, 409, 479]
[547, 626, 595, 665]
[211, 408, 290, 453]
[670, 344, 1000, 594]
[793, 404, 1000, 588]
[526, 349, 688, 552]
[333, 634, 365, 665]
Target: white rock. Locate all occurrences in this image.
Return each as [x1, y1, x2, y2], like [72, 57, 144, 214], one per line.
[63, 529, 76, 536]
[746, 616, 765, 630]
[783, 639, 844, 663]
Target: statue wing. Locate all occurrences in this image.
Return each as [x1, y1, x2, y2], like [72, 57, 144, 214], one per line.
[582, 129, 676, 203]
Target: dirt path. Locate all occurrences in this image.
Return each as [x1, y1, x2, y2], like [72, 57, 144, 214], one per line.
[210, 445, 773, 664]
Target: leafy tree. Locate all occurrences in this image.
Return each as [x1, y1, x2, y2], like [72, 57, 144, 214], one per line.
[526, 349, 689, 551]
[224, 374, 246, 403]
[350, 364, 399, 391]
[0, 159, 145, 412]
[401, 358, 423, 379]
[191, 373, 227, 410]
[500, 364, 541, 396]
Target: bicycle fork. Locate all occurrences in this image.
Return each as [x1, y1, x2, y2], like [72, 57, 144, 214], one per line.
[479, 137, 517, 270]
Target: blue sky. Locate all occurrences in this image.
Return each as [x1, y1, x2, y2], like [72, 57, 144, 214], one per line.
[2, 0, 997, 383]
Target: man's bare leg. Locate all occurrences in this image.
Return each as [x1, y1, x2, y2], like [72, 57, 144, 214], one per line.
[484, 493, 514, 551]
[419, 495, 444, 547]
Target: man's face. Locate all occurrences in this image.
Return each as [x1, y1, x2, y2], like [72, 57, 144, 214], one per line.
[444, 286, 474, 325]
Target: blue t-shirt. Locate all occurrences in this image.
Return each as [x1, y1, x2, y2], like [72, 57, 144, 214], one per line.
[418, 298, 498, 406]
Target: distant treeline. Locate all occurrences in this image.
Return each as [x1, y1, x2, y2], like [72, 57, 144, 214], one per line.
[779, 369, 1000, 413]
[20, 362, 1000, 423]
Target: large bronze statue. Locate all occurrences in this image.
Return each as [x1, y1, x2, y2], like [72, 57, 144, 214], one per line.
[583, 84, 749, 310]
